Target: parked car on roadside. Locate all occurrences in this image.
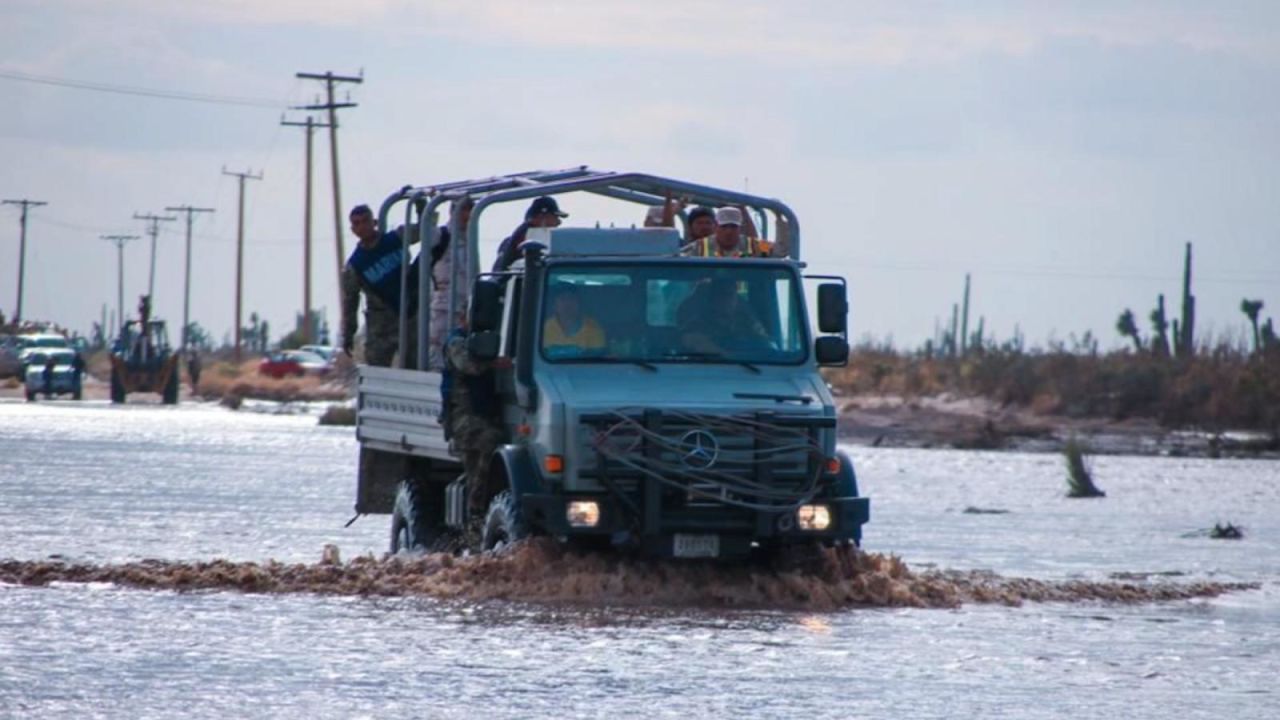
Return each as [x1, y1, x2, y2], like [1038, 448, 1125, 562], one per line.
[17, 333, 71, 350]
[23, 348, 82, 401]
[258, 350, 330, 379]
[299, 345, 338, 362]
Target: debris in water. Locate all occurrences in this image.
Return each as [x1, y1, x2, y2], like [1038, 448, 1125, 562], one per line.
[1064, 437, 1105, 498]
[963, 507, 1011, 515]
[0, 542, 1258, 611]
[1209, 523, 1244, 540]
[318, 405, 355, 426]
[320, 544, 341, 565]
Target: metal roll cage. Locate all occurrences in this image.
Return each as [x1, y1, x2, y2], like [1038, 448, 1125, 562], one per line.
[373, 167, 803, 371]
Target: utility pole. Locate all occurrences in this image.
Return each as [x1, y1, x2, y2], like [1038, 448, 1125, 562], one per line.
[296, 70, 362, 305]
[281, 114, 332, 345]
[3, 198, 48, 323]
[165, 205, 216, 349]
[133, 211, 176, 300]
[101, 234, 139, 334]
[222, 167, 263, 362]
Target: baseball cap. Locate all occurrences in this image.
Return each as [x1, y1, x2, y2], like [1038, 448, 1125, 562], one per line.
[525, 196, 568, 220]
[714, 207, 742, 226]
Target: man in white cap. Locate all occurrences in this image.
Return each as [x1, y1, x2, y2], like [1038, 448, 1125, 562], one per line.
[685, 206, 776, 258]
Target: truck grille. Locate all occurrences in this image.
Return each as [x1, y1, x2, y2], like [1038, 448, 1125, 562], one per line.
[577, 409, 831, 511]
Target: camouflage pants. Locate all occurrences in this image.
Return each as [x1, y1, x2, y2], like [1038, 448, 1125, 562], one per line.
[428, 303, 450, 370]
[365, 309, 418, 368]
[450, 414, 503, 516]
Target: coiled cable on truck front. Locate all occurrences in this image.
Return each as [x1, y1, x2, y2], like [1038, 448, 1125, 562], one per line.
[589, 409, 828, 512]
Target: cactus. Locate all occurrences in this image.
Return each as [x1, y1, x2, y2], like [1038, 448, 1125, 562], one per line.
[1150, 294, 1170, 357]
[1116, 309, 1143, 352]
[1241, 299, 1264, 353]
[1178, 243, 1195, 356]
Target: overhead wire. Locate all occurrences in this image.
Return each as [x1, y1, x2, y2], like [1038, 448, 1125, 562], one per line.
[0, 68, 287, 109]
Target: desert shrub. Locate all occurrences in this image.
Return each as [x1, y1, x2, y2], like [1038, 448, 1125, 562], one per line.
[830, 344, 1279, 431]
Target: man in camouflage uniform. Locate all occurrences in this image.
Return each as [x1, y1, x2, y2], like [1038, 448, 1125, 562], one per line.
[445, 332, 504, 524]
[340, 204, 418, 367]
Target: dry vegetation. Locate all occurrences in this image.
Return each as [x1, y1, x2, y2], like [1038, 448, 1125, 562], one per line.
[827, 344, 1280, 434]
[194, 358, 352, 404]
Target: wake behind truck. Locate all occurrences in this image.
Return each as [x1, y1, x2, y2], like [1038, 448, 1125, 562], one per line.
[354, 168, 869, 560]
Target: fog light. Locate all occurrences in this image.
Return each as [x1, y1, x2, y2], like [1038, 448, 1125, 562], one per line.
[566, 501, 601, 528]
[796, 504, 832, 531]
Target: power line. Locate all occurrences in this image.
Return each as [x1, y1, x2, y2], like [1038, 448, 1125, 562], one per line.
[101, 234, 139, 333]
[297, 69, 363, 309]
[166, 205, 216, 348]
[133, 212, 177, 300]
[0, 68, 286, 108]
[3, 198, 48, 322]
[222, 167, 263, 362]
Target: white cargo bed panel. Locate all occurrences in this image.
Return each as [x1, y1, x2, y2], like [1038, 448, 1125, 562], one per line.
[356, 366, 452, 459]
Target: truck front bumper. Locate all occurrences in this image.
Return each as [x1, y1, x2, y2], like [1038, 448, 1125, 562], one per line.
[521, 492, 869, 557]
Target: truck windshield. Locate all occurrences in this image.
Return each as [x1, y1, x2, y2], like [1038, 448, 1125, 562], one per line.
[541, 263, 807, 366]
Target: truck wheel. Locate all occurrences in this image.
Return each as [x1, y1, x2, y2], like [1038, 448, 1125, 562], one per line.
[26, 389, 36, 402]
[390, 479, 445, 554]
[481, 490, 530, 552]
[162, 368, 179, 405]
[110, 372, 125, 404]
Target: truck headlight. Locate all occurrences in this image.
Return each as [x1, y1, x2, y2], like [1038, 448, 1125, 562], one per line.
[796, 504, 831, 531]
[566, 500, 601, 528]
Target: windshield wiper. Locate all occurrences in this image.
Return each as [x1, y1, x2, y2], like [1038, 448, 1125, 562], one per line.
[662, 351, 761, 374]
[589, 357, 659, 372]
[733, 392, 812, 404]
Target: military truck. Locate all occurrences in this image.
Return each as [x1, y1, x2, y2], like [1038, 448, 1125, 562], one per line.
[354, 168, 868, 560]
[110, 295, 180, 405]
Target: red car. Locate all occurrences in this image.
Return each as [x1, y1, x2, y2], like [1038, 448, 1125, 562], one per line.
[258, 350, 330, 379]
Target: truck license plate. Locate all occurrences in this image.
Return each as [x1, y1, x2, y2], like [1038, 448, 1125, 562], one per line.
[673, 534, 720, 558]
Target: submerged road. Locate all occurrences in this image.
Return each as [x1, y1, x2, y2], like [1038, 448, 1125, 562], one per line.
[1, 400, 1277, 718]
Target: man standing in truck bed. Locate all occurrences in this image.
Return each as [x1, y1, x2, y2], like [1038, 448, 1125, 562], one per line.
[341, 204, 419, 367]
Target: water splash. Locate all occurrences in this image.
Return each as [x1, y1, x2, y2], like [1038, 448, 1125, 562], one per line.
[0, 541, 1257, 611]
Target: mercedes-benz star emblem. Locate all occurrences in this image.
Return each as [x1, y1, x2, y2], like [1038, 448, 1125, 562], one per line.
[679, 430, 719, 469]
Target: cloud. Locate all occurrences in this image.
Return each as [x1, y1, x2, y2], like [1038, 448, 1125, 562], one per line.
[30, 1, 1280, 68]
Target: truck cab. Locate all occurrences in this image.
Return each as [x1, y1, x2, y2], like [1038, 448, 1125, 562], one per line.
[354, 169, 868, 560]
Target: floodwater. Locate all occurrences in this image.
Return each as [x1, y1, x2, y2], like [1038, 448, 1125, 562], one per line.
[1, 400, 1277, 719]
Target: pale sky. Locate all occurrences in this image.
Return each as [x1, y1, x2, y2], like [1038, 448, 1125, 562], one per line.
[2, 0, 1277, 349]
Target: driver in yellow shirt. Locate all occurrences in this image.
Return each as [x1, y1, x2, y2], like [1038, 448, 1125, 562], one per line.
[543, 283, 606, 353]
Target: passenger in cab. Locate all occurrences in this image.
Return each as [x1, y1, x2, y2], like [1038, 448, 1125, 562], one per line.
[677, 277, 770, 354]
[684, 207, 775, 258]
[493, 196, 567, 272]
[543, 283, 605, 355]
[684, 206, 716, 247]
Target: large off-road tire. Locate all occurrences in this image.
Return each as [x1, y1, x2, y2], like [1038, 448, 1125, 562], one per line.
[72, 386, 82, 401]
[389, 479, 446, 554]
[481, 490, 531, 552]
[162, 366, 179, 405]
[25, 389, 36, 402]
[110, 371, 126, 404]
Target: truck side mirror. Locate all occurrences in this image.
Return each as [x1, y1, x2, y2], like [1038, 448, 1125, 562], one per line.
[815, 336, 849, 366]
[470, 278, 503, 332]
[467, 331, 500, 361]
[817, 283, 848, 335]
